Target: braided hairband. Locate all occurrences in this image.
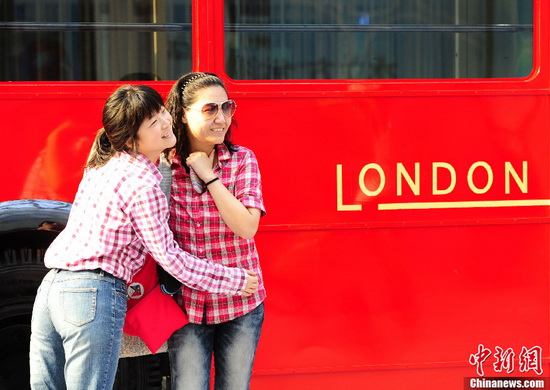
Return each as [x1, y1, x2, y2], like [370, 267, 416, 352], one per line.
[181, 73, 205, 91]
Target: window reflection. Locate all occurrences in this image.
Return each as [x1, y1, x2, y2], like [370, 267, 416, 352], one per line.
[225, 0, 533, 80]
[0, 0, 192, 81]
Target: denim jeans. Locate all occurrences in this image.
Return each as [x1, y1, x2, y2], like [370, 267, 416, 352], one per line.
[30, 269, 127, 390]
[168, 303, 264, 390]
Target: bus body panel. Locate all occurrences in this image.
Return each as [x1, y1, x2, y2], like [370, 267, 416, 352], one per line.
[2, 86, 548, 389]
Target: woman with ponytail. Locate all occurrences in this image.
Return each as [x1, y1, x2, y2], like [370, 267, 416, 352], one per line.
[29, 84, 259, 390]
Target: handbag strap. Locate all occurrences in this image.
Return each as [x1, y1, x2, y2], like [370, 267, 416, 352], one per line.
[156, 153, 182, 295]
[158, 154, 172, 204]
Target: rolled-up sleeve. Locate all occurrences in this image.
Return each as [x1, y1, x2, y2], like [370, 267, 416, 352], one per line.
[235, 150, 266, 216]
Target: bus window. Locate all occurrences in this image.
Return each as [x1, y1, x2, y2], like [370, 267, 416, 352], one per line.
[225, 0, 533, 80]
[0, 0, 192, 81]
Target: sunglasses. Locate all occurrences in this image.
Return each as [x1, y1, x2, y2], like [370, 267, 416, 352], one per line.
[185, 100, 237, 120]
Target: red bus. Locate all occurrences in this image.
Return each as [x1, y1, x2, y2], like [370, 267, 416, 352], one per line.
[0, 0, 547, 389]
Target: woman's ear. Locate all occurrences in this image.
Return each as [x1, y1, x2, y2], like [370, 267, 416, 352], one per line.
[126, 137, 138, 153]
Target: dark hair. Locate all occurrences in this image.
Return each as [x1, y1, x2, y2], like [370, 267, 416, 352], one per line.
[165, 72, 237, 170]
[87, 85, 164, 168]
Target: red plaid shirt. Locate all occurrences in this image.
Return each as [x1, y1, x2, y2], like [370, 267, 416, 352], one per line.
[45, 152, 246, 296]
[169, 144, 266, 324]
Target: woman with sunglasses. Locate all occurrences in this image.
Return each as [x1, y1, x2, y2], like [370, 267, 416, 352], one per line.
[165, 72, 266, 389]
[29, 84, 259, 390]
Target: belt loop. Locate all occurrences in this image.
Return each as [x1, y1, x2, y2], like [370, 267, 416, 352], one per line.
[99, 269, 105, 277]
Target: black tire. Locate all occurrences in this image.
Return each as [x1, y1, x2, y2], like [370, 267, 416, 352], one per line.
[0, 230, 165, 390]
[0, 230, 53, 390]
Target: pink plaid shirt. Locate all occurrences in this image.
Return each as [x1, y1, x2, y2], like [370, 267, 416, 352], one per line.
[45, 152, 246, 296]
[169, 144, 266, 324]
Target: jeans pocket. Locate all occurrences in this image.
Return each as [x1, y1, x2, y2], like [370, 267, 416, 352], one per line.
[61, 288, 97, 326]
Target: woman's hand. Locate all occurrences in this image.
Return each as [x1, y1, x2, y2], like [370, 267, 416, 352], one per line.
[186, 151, 216, 182]
[241, 270, 259, 297]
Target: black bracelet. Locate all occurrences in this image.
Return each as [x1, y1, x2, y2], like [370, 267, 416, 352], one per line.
[205, 177, 219, 186]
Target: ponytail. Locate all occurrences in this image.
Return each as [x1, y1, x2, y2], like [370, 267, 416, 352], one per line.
[86, 128, 113, 169]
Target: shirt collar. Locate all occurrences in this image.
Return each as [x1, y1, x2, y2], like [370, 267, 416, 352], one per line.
[215, 143, 231, 167]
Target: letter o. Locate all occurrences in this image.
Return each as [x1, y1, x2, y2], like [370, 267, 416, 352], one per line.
[468, 162, 493, 194]
[359, 163, 385, 196]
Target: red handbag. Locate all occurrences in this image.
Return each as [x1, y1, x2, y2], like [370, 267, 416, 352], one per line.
[123, 254, 188, 354]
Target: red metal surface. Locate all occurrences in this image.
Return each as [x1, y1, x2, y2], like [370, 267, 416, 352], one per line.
[0, 0, 549, 388]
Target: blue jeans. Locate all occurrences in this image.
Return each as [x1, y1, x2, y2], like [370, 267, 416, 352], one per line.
[168, 303, 264, 390]
[30, 269, 127, 390]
